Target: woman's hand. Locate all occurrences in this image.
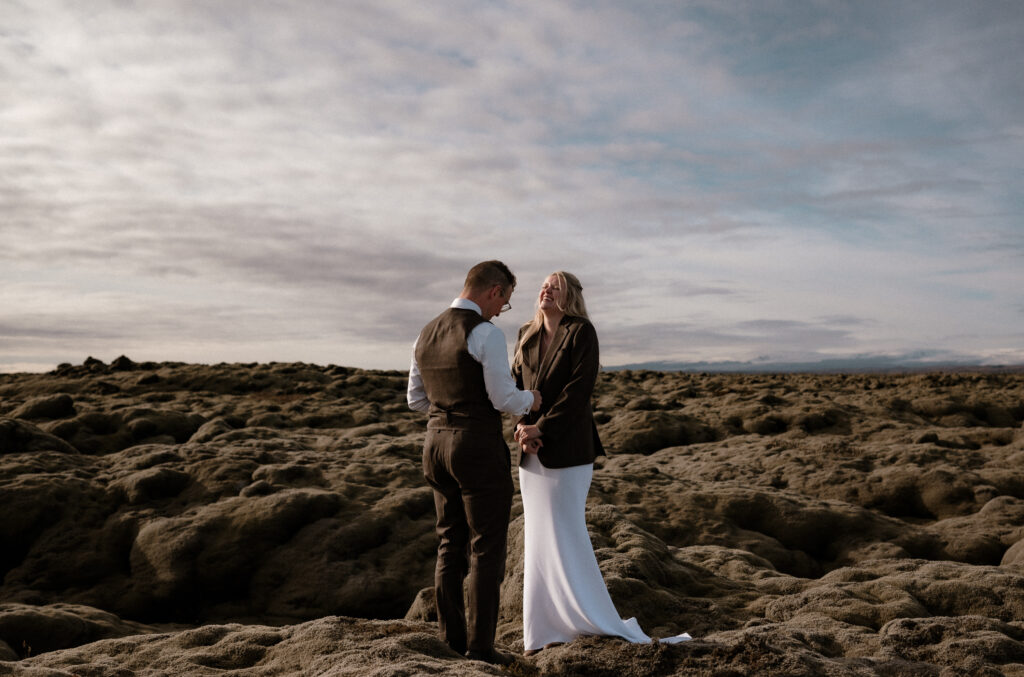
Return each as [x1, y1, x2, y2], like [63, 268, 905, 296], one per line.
[515, 423, 542, 454]
[514, 424, 542, 443]
[520, 438, 542, 455]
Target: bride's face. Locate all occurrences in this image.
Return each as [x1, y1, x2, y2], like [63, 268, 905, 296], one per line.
[538, 274, 564, 312]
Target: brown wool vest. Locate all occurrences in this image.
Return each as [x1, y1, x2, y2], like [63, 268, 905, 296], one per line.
[415, 308, 502, 431]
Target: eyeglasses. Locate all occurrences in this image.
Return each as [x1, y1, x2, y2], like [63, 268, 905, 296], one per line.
[495, 285, 511, 313]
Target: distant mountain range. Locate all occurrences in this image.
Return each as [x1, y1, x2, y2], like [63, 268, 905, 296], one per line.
[606, 354, 1024, 374]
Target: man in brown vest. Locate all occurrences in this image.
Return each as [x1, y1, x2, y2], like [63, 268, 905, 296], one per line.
[408, 260, 541, 665]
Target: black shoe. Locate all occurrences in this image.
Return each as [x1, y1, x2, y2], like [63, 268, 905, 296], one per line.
[465, 649, 514, 666]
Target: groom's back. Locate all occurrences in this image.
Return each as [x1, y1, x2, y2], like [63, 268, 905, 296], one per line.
[415, 308, 499, 430]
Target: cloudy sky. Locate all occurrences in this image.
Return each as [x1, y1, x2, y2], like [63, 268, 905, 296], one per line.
[3, 0, 1023, 373]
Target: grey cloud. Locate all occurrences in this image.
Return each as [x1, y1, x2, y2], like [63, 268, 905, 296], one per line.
[0, 311, 193, 359]
[967, 231, 1024, 259]
[0, 322, 103, 341]
[735, 319, 857, 348]
[599, 316, 860, 364]
[667, 281, 738, 298]
[0, 285, 379, 372]
[814, 315, 873, 328]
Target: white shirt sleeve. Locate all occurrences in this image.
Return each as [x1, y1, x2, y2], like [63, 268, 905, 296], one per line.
[406, 339, 430, 412]
[468, 322, 535, 416]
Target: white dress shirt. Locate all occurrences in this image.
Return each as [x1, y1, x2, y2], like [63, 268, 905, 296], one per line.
[407, 298, 535, 416]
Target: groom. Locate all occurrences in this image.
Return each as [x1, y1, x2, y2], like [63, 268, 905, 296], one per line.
[407, 260, 541, 665]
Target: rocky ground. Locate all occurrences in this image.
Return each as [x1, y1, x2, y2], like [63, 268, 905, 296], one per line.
[1, 356, 1022, 676]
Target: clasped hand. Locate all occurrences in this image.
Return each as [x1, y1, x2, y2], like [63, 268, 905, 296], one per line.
[514, 423, 542, 455]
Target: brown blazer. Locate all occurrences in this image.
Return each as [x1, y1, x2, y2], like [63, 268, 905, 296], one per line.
[512, 315, 605, 468]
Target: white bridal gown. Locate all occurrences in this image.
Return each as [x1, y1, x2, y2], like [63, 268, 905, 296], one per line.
[519, 453, 692, 651]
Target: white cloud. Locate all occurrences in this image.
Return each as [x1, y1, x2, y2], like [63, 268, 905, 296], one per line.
[2, 0, 1022, 372]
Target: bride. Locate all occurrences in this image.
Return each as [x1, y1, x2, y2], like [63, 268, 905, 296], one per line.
[511, 271, 691, 655]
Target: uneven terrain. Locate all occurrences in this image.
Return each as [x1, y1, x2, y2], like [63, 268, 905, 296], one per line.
[1, 357, 1023, 676]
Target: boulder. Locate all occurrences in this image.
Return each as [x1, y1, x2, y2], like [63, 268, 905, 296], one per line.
[11, 394, 75, 421]
[0, 418, 78, 455]
[0, 603, 155, 657]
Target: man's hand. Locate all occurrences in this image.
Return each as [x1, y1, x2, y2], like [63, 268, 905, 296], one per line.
[529, 390, 542, 412]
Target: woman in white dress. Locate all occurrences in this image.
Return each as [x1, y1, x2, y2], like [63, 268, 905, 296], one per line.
[511, 272, 691, 656]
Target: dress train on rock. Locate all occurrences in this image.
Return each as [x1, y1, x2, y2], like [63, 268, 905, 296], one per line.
[519, 453, 692, 651]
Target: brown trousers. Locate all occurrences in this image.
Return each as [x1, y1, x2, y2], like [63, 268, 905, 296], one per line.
[422, 424, 514, 654]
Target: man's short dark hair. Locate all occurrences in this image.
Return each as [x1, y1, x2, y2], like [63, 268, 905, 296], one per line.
[464, 260, 516, 294]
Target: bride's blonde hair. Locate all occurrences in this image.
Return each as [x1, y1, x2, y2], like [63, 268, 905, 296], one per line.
[513, 271, 589, 369]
